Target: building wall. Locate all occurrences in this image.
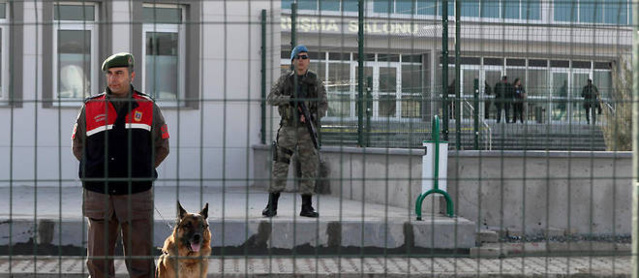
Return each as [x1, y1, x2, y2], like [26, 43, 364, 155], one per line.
[0, 1, 281, 188]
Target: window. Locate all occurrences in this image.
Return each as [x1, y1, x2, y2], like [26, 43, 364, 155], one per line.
[143, 4, 185, 105]
[480, 0, 499, 18]
[374, 0, 393, 13]
[416, 0, 437, 15]
[282, 0, 294, 10]
[396, 0, 415, 14]
[0, 2, 8, 101]
[298, 0, 318, 10]
[343, 0, 359, 12]
[503, 0, 519, 19]
[282, 0, 359, 12]
[327, 60, 352, 118]
[554, 0, 625, 23]
[320, 0, 340, 11]
[401, 55, 423, 118]
[579, 0, 602, 23]
[604, 0, 628, 24]
[53, 3, 98, 100]
[523, 0, 541, 20]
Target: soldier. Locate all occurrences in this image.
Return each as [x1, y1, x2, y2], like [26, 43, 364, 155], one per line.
[494, 76, 513, 123]
[581, 79, 600, 124]
[72, 52, 170, 277]
[262, 45, 328, 218]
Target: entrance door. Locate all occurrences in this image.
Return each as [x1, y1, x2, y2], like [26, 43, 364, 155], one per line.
[571, 71, 590, 123]
[460, 68, 480, 120]
[354, 65, 373, 119]
[483, 69, 502, 121]
[354, 62, 400, 119]
[551, 72, 569, 121]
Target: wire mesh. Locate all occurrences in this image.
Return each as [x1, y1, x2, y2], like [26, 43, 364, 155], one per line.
[0, 0, 635, 277]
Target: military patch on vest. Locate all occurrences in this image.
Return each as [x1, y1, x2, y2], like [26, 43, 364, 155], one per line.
[161, 124, 170, 139]
[134, 111, 143, 122]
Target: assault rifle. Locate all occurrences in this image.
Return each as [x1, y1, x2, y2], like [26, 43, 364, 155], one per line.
[292, 94, 319, 150]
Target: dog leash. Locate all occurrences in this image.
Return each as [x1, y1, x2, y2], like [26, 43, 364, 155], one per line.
[155, 206, 175, 232]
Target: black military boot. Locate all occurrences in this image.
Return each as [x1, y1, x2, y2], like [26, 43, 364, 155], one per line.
[262, 192, 281, 217]
[300, 195, 319, 218]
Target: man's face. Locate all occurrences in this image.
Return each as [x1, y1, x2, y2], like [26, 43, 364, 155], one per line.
[292, 52, 310, 74]
[106, 67, 135, 96]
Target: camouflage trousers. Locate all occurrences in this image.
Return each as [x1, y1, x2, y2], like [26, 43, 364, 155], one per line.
[270, 125, 318, 195]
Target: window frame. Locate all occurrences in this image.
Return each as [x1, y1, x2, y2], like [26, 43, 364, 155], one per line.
[132, 1, 200, 109]
[0, 2, 9, 102]
[141, 4, 186, 107]
[51, 2, 99, 105]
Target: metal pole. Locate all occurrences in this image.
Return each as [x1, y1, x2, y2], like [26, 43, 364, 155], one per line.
[357, 0, 365, 147]
[260, 9, 266, 145]
[366, 76, 373, 147]
[454, 0, 461, 150]
[473, 78, 479, 150]
[442, 0, 449, 141]
[291, 3, 297, 50]
[631, 1, 639, 277]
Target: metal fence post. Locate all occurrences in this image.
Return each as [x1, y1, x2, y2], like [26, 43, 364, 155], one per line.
[474, 78, 479, 150]
[631, 1, 639, 277]
[357, 0, 365, 147]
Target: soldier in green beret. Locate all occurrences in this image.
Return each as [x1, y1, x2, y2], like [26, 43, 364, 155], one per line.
[72, 52, 170, 277]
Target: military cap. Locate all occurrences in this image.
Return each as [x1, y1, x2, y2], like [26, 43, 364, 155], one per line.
[290, 45, 308, 60]
[101, 52, 135, 71]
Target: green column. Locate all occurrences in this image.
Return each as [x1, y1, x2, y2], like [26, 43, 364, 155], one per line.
[357, 0, 365, 147]
[631, 1, 639, 277]
[454, 0, 461, 150]
[473, 78, 479, 150]
[260, 9, 266, 145]
[441, 0, 449, 141]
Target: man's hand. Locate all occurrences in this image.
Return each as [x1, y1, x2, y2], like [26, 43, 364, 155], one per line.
[298, 106, 306, 123]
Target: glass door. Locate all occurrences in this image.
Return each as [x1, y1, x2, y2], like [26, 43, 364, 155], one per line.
[551, 72, 568, 121]
[461, 68, 480, 120]
[354, 65, 373, 119]
[571, 71, 590, 123]
[483, 69, 503, 121]
[378, 66, 398, 118]
[354, 62, 400, 120]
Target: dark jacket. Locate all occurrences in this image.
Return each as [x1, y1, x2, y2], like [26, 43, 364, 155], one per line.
[513, 84, 525, 101]
[494, 81, 514, 102]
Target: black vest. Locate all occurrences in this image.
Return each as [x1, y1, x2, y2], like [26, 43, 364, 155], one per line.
[80, 92, 156, 195]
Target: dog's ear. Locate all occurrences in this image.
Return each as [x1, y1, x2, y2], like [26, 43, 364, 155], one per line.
[178, 201, 188, 220]
[199, 203, 209, 219]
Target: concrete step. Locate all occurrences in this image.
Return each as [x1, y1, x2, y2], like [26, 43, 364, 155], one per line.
[0, 186, 476, 256]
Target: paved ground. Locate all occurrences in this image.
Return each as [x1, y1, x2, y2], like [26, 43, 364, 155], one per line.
[0, 255, 632, 277]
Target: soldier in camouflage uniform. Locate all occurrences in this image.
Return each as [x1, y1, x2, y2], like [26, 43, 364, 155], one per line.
[262, 45, 328, 218]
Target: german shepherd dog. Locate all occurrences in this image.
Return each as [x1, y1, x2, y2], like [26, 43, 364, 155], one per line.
[156, 202, 211, 278]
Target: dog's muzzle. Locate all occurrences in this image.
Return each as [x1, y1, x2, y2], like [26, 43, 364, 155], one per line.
[189, 234, 202, 252]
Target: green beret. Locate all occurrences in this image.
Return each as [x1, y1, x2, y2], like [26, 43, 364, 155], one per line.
[101, 52, 135, 71]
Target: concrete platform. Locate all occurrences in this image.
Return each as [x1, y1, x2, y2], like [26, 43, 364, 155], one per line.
[0, 186, 476, 253]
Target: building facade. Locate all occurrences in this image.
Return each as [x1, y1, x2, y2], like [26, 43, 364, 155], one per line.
[0, 0, 633, 188]
[280, 0, 631, 124]
[0, 1, 281, 188]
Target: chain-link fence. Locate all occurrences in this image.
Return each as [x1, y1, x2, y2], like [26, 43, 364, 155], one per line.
[0, 0, 636, 277]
